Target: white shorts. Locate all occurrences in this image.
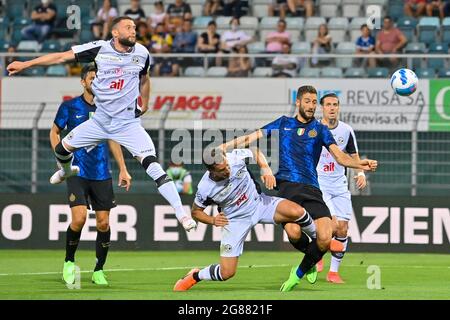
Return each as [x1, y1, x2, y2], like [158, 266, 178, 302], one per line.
[62, 112, 156, 159]
[220, 193, 283, 257]
[322, 190, 352, 221]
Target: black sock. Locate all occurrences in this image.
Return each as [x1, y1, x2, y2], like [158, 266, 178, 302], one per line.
[288, 232, 312, 253]
[94, 228, 111, 272]
[65, 226, 81, 262]
[193, 271, 201, 282]
[298, 240, 326, 274]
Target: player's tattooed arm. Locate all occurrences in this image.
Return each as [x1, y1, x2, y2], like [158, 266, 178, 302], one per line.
[249, 146, 276, 190]
[191, 203, 228, 227]
[139, 74, 150, 115]
[108, 140, 132, 191]
[7, 50, 75, 75]
[329, 144, 378, 172]
[220, 130, 263, 152]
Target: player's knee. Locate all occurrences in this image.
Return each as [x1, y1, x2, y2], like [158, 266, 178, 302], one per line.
[284, 223, 301, 241]
[141, 155, 158, 170]
[71, 216, 86, 231]
[96, 219, 109, 232]
[291, 205, 305, 220]
[316, 234, 331, 252]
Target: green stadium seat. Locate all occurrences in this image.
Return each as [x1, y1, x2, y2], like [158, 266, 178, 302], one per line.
[415, 68, 436, 79]
[438, 69, 450, 78]
[252, 67, 273, 78]
[46, 65, 68, 77]
[41, 40, 61, 52]
[299, 67, 320, 78]
[321, 67, 343, 78]
[367, 67, 389, 78]
[344, 67, 366, 78]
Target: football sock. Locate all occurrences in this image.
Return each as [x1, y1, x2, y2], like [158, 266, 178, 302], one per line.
[55, 142, 73, 173]
[297, 241, 326, 277]
[288, 231, 312, 253]
[94, 228, 111, 271]
[330, 236, 348, 273]
[295, 209, 316, 238]
[65, 226, 81, 262]
[197, 264, 223, 281]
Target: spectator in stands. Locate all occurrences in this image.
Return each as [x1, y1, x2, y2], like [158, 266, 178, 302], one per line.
[151, 22, 173, 53]
[227, 45, 252, 77]
[287, 0, 314, 18]
[222, 0, 243, 17]
[375, 16, 408, 68]
[149, 1, 167, 30]
[219, 17, 252, 66]
[271, 43, 299, 77]
[124, 0, 146, 23]
[265, 19, 291, 53]
[268, 0, 289, 18]
[136, 21, 152, 48]
[166, 161, 193, 195]
[311, 23, 332, 66]
[153, 59, 180, 76]
[4, 45, 17, 76]
[92, 0, 118, 40]
[356, 23, 376, 68]
[167, 0, 192, 33]
[204, 0, 224, 16]
[21, 0, 57, 43]
[198, 20, 221, 66]
[445, 0, 450, 17]
[426, 0, 447, 19]
[173, 19, 197, 53]
[404, 0, 427, 18]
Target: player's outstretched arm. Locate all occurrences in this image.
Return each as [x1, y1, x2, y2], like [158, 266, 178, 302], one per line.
[108, 140, 132, 191]
[249, 146, 276, 190]
[7, 50, 75, 76]
[220, 129, 264, 152]
[49, 124, 62, 151]
[329, 144, 378, 172]
[192, 203, 228, 227]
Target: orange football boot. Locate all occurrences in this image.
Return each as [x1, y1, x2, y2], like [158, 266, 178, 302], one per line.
[173, 268, 200, 291]
[326, 271, 345, 284]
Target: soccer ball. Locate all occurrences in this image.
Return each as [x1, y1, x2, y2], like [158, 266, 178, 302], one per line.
[390, 68, 418, 96]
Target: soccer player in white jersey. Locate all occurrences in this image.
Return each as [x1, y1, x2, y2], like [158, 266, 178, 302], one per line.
[316, 92, 367, 284]
[7, 16, 196, 231]
[173, 147, 317, 291]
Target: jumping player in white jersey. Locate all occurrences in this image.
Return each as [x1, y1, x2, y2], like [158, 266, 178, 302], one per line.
[316, 92, 367, 284]
[173, 147, 317, 291]
[7, 16, 196, 231]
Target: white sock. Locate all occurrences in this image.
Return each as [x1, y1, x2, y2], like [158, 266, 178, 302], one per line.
[296, 209, 316, 239]
[330, 236, 348, 273]
[198, 264, 223, 281]
[145, 162, 188, 222]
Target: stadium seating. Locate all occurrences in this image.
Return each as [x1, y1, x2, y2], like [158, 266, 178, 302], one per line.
[321, 67, 343, 78]
[415, 68, 436, 79]
[442, 18, 450, 44]
[41, 40, 61, 52]
[206, 66, 228, 77]
[427, 43, 448, 70]
[344, 67, 366, 78]
[335, 42, 356, 69]
[342, 0, 363, 18]
[46, 65, 68, 77]
[291, 42, 311, 54]
[349, 17, 368, 42]
[320, 0, 341, 18]
[328, 17, 349, 43]
[438, 68, 450, 78]
[247, 41, 265, 54]
[367, 67, 389, 78]
[418, 17, 440, 46]
[252, 67, 273, 77]
[299, 67, 320, 78]
[305, 17, 327, 42]
[404, 42, 426, 69]
[184, 66, 206, 77]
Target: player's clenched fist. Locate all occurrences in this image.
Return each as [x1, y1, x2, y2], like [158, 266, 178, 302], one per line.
[213, 213, 228, 227]
[7, 61, 27, 76]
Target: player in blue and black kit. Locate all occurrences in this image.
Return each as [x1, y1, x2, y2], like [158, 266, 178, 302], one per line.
[50, 64, 132, 286]
[222, 85, 378, 291]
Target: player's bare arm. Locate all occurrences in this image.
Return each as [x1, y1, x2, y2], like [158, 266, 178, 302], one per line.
[249, 146, 276, 190]
[7, 50, 75, 76]
[191, 203, 228, 227]
[49, 124, 62, 151]
[108, 140, 132, 191]
[350, 153, 367, 189]
[329, 144, 377, 172]
[139, 74, 150, 115]
[221, 129, 263, 151]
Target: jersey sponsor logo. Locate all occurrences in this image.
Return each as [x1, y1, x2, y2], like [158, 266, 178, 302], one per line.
[236, 193, 248, 206]
[96, 53, 122, 62]
[308, 129, 318, 138]
[110, 79, 125, 90]
[323, 162, 335, 172]
[297, 128, 305, 136]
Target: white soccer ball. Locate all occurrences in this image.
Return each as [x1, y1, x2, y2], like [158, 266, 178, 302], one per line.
[390, 68, 418, 96]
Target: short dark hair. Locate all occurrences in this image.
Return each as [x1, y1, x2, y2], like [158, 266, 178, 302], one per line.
[384, 16, 392, 21]
[80, 63, 96, 80]
[297, 85, 317, 101]
[320, 92, 339, 106]
[360, 23, 368, 30]
[208, 20, 217, 27]
[203, 148, 225, 171]
[111, 16, 135, 29]
[278, 19, 286, 26]
[230, 16, 240, 25]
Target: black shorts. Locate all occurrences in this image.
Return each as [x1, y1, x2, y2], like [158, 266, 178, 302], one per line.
[277, 180, 331, 220]
[66, 177, 116, 211]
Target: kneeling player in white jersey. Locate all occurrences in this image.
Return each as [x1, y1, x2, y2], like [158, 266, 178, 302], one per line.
[316, 93, 367, 283]
[173, 148, 317, 291]
[7, 16, 196, 231]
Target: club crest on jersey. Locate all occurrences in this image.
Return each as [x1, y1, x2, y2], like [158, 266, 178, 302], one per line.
[236, 169, 245, 178]
[131, 56, 140, 64]
[338, 137, 344, 144]
[66, 131, 74, 140]
[308, 129, 317, 138]
[297, 128, 305, 136]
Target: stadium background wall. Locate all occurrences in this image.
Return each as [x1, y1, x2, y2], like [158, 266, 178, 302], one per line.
[0, 194, 448, 253]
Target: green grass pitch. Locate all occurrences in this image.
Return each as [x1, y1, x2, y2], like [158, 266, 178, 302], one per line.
[0, 250, 448, 300]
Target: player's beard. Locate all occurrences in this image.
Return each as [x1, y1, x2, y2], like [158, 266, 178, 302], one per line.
[118, 36, 136, 47]
[299, 106, 314, 121]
